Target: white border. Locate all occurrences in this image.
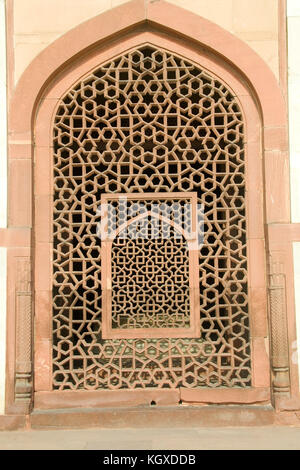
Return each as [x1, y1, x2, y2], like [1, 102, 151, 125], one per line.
[287, 2, 300, 224]
[287, 0, 300, 17]
[288, 0, 300, 386]
[0, 0, 7, 415]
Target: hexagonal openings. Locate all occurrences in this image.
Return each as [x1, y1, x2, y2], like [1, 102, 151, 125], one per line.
[52, 44, 250, 391]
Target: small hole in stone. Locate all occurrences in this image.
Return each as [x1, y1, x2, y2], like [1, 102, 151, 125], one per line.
[178, 399, 183, 405]
[150, 400, 157, 406]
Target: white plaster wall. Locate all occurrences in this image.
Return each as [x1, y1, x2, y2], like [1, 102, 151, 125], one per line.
[167, 0, 279, 79]
[13, 0, 131, 84]
[13, 0, 279, 84]
[0, 0, 7, 415]
[287, 0, 300, 386]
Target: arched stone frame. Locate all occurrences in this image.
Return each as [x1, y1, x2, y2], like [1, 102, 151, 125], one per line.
[32, 33, 268, 408]
[100, 192, 201, 340]
[5, 0, 298, 414]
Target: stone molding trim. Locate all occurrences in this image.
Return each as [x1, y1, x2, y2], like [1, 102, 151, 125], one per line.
[267, 224, 300, 410]
[34, 30, 268, 402]
[269, 252, 290, 397]
[3, 0, 299, 413]
[14, 257, 32, 413]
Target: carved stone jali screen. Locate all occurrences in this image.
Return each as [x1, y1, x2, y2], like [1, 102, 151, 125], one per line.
[52, 45, 250, 391]
[101, 192, 200, 339]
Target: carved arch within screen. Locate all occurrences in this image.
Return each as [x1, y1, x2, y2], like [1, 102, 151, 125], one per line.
[53, 45, 250, 390]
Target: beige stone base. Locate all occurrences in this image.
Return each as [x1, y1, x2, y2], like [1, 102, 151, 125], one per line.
[1, 405, 300, 431]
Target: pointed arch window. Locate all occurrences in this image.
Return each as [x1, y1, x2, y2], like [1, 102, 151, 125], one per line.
[52, 44, 250, 390]
[101, 192, 200, 339]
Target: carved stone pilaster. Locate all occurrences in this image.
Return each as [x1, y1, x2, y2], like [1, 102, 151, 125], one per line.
[269, 253, 290, 399]
[15, 257, 32, 410]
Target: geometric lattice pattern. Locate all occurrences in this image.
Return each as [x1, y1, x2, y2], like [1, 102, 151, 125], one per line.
[53, 45, 251, 390]
[111, 224, 190, 330]
[103, 194, 195, 332]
